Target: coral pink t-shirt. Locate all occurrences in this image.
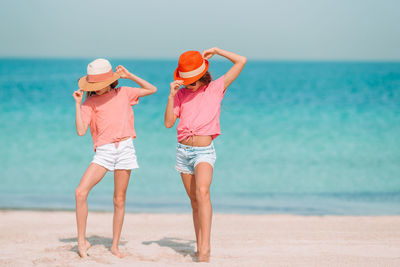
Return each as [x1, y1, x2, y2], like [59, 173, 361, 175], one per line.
[173, 75, 226, 142]
[81, 86, 140, 151]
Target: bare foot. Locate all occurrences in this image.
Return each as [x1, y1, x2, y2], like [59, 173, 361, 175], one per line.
[77, 239, 91, 258]
[78, 246, 87, 258]
[197, 254, 210, 263]
[110, 246, 130, 258]
[197, 250, 210, 263]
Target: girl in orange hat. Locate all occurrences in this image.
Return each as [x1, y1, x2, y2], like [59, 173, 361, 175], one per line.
[72, 59, 157, 258]
[164, 47, 246, 262]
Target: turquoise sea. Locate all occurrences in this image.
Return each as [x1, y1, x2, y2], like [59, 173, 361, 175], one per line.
[0, 59, 399, 215]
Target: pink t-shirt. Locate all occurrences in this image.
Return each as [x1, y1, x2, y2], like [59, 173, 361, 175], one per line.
[173, 75, 226, 142]
[81, 86, 140, 151]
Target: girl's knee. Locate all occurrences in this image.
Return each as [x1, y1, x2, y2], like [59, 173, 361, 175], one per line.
[187, 191, 197, 202]
[75, 188, 88, 201]
[113, 195, 126, 209]
[196, 187, 210, 202]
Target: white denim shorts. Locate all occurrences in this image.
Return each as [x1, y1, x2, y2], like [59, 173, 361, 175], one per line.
[92, 138, 139, 171]
[175, 142, 216, 175]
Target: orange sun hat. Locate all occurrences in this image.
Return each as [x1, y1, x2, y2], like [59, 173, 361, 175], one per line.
[174, 51, 209, 85]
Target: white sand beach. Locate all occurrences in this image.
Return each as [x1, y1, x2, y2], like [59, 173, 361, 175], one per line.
[0, 211, 399, 266]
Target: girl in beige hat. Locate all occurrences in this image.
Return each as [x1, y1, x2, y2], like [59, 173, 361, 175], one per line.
[72, 58, 157, 258]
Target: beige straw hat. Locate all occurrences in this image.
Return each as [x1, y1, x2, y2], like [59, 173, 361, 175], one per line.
[78, 59, 120, 91]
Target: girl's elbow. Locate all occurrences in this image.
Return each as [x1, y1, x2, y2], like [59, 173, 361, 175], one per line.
[164, 121, 173, 128]
[146, 85, 157, 95]
[241, 56, 247, 65]
[76, 128, 86, 136]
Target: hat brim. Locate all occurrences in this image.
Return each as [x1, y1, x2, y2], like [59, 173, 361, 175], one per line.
[78, 73, 120, 92]
[174, 60, 209, 86]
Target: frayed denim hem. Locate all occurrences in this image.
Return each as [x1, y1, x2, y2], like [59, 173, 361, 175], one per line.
[175, 166, 194, 175]
[194, 159, 215, 169]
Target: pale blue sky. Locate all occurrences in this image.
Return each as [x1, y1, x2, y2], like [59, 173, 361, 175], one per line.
[0, 0, 399, 60]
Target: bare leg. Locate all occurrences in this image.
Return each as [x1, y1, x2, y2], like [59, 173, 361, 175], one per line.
[110, 169, 131, 258]
[194, 162, 213, 262]
[75, 163, 108, 257]
[181, 173, 200, 255]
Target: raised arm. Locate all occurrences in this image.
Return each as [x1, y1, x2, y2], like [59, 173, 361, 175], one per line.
[116, 65, 157, 97]
[72, 89, 89, 136]
[202, 47, 247, 90]
[164, 80, 183, 128]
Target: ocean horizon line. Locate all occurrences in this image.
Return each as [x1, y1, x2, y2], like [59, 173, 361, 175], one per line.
[1, 57, 400, 64]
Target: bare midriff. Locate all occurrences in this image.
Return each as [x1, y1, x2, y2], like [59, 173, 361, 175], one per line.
[119, 136, 130, 142]
[179, 135, 212, 147]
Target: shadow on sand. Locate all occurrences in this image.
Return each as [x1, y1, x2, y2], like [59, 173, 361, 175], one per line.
[60, 235, 127, 253]
[142, 237, 196, 260]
